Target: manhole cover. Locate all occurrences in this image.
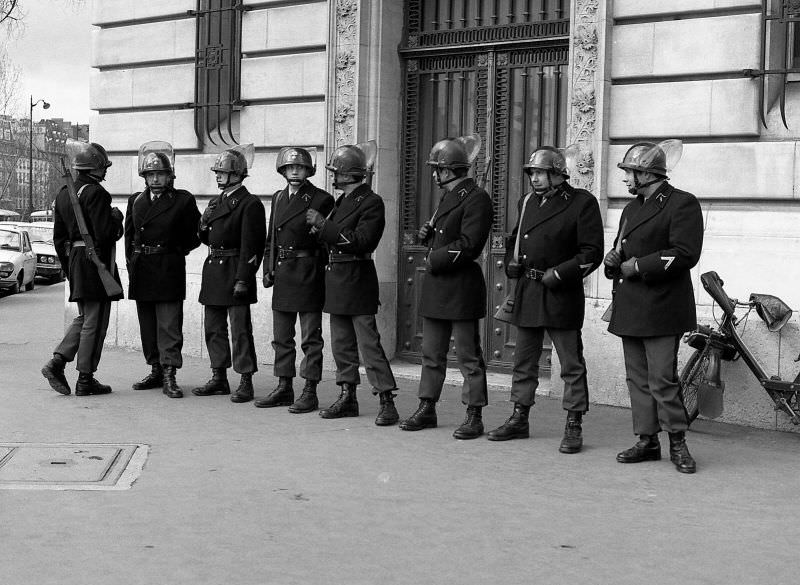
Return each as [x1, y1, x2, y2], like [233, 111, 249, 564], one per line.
[0, 443, 148, 490]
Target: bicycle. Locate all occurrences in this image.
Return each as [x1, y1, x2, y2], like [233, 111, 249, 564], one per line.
[679, 271, 800, 425]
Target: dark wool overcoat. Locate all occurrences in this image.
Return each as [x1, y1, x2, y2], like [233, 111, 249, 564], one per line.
[53, 176, 124, 302]
[124, 186, 201, 302]
[263, 181, 334, 312]
[198, 185, 266, 306]
[504, 182, 604, 329]
[419, 178, 493, 321]
[317, 184, 385, 316]
[605, 183, 704, 337]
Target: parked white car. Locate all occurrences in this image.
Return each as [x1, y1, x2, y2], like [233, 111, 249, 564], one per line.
[10, 222, 63, 282]
[0, 226, 36, 294]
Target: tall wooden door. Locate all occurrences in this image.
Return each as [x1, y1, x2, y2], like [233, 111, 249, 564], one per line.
[397, 0, 570, 371]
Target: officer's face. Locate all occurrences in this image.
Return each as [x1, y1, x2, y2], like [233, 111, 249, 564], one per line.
[145, 170, 170, 194]
[215, 171, 235, 189]
[283, 164, 310, 185]
[433, 167, 453, 187]
[528, 169, 551, 192]
[622, 169, 638, 194]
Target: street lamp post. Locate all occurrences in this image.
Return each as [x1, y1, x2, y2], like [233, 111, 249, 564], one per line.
[28, 95, 50, 220]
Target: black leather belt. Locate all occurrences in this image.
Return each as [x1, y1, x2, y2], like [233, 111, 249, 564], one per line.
[329, 252, 372, 263]
[277, 248, 317, 260]
[525, 268, 546, 281]
[135, 244, 171, 255]
[209, 247, 240, 257]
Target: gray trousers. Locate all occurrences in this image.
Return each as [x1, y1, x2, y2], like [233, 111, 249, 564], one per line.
[204, 305, 258, 374]
[136, 300, 184, 368]
[511, 326, 589, 412]
[621, 335, 688, 435]
[329, 313, 396, 394]
[272, 309, 324, 381]
[419, 317, 488, 407]
[55, 300, 112, 374]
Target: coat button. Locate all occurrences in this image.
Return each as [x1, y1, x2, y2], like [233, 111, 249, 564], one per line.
[523, 234, 528, 239]
[219, 260, 223, 264]
[439, 229, 443, 233]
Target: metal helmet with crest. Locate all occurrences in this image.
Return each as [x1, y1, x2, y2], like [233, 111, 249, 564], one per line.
[211, 143, 255, 178]
[276, 147, 316, 176]
[138, 141, 175, 177]
[426, 134, 482, 170]
[325, 140, 377, 180]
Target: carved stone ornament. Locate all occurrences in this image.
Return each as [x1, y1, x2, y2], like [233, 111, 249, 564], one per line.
[567, 0, 601, 190]
[333, 0, 359, 146]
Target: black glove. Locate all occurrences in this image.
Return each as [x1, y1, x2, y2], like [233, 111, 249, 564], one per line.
[620, 257, 638, 279]
[200, 199, 218, 229]
[306, 209, 325, 229]
[418, 222, 433, 242]
[506, 261, 524, 280]
[541, 267, 560, 289]
[603, 249, 622, 269]
[262, 272, 274, 289]
[110, 207, 123, 223]
[233, 280, 248, 299]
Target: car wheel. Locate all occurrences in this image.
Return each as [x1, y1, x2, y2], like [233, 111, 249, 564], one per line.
[9, 276, 20, 294]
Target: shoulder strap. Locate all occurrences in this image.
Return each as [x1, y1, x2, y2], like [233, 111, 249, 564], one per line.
[513, 192, 534, 261]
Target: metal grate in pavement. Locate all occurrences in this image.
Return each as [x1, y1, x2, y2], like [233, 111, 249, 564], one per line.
[0, 443, 148, 491]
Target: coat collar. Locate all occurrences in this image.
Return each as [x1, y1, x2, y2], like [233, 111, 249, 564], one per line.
[331, 183, 371, 223]
[623, 182, 674, 237]
[207, 185, 248, 224]
[274, 181, 316, 227]
[520, 183, 574, 233]
[432, 178, 478, 225]
[134, 187, 177, 226]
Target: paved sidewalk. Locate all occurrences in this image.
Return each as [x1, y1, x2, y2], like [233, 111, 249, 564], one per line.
[2, 284, 799, 585]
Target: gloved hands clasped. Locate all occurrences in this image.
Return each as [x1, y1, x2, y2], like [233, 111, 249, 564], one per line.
[233, 280, 248, 299]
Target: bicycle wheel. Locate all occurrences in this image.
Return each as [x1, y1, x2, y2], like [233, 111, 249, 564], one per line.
[679, 348, 709, 424]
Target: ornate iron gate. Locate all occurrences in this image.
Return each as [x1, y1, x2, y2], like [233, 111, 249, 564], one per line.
[398, 0, 570, 370]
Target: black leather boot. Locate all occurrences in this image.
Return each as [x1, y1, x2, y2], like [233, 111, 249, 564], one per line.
[319, 383, 359, 418]
[162, 365, 182, 398]
[75, 373, 112, 396]
[191, 368, 231, 396]
[487, 403, 530, 441]
[669, 431, 697, 474]
[41, 353, 70, 395]
[453, 405, 484, 440]
[132, 364, 163, 390]
[255, 376, 294, 408]
[399, 399, 438, 431]
[616, 434, 661, 463]
[231, 373, 255, 403]
[375, 390, 399, 426]
[288, 380, 319, 413]
[559, 411, 583, 454]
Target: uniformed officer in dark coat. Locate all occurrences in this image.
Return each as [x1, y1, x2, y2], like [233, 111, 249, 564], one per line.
[604, 140, 703, 474]
[192, 144, 266, 403]
[304, 141, 399, 426]
[400, 134, 494, 439]
[488, 146, 603, 453]
[124, 141, 201, 398]
[41, 141, 123, 396]
[255, 147, 334, 413]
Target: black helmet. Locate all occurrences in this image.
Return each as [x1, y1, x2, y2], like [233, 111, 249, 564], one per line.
[276, 147, 315, 176]
[72, 142, 112, 172]
[326, 141, 377, 179]
[426, 134, 481, 170]
[211, 144, 254, 178]
[618, 142, 668, 176]
[523, 146, 569, 177]
[138, 141, 175, 177]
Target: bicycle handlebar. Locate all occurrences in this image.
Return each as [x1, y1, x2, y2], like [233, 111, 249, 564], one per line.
[700, 271, 737, 317]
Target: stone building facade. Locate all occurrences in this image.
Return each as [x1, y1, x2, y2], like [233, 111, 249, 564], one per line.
[88, 0, 800, 431]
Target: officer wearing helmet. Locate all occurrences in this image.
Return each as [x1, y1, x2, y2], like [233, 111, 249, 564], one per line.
[603, 140, 703, 474]
[254, 147, 333, 413]
[42, 141, 124, 397]
[123, 141, 201, 399]
[486, 146, 603, 453]
[193, 144, 266, 404]
[304, 141, 400, 426]
[399, 134, 494, 439]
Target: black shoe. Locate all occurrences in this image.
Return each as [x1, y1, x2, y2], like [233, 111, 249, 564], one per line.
[192, 368, 231, 396]
[231, 373, 254, 403]
[669, 431, 697, 474]
[375, 390, 399, 426]
[616, 435, 661, 463]
[41, 354, 70, 395]
[162, 365, 183, 399]
[255, 376, 294, 408]
[288, 380, 319, 413]
[453, 406, 484, 440]
[132, 364, 163, 390]
[487, 403, 530, 441]
[559, 411, 583, 454]
[319, 383, 358, 418]
[75, 374, 112, 396]
[399, 399, 437, 431]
